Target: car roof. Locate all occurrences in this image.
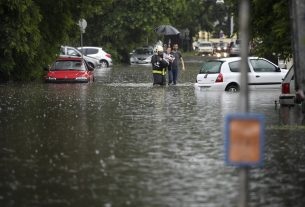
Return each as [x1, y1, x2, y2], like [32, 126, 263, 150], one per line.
[78, 46, 103, 49]
[57, 56, 83, 61]
[217, 57, 262, 62]
[61, 45, 78, 49]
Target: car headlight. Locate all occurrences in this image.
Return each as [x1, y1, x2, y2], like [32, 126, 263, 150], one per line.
[47, 77, 56, 80]
[75, 77, 88, 80]
[217, 47, 221, 50]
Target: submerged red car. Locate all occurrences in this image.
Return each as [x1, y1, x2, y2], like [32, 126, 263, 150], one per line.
[45, 56, 94, 83]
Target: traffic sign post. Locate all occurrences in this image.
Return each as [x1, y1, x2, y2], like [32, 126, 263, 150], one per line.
[78, 19, 87, 34]
[236, 0, 251, 206]
[225, 113, 265, 207]
[78, 19, 87, 59]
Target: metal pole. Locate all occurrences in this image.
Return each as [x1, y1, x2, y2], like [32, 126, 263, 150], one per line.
[81, 29, 83, 59]
[239, 0, 249, 113]
[230, 14, 234, 37]
[291, 0, 305, 101]
[238, 0, 250, 206]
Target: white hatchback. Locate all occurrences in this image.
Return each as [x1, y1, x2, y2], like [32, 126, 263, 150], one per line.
[77, 47, 113, 68]
[195, 57, 288, 92]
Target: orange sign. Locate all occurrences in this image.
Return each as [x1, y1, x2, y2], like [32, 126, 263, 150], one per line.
[225, 114, 264, 166]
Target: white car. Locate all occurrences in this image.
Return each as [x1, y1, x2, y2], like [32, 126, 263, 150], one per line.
[279, 66, 296, 106]
[60, 46, 100, 69]
[197, 41, 214, 55]
[77, 47, 113, 68]
[195, 57, 288, 92]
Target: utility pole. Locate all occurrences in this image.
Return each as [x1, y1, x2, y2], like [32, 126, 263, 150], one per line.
[238, 0, 250, 206]
[291, 0, 305, 104]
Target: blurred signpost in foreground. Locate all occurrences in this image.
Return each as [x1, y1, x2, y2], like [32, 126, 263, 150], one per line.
[224, 0, 265, 207]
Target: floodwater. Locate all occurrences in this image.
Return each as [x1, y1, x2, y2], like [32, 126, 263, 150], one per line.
[1, 59, 305, 207]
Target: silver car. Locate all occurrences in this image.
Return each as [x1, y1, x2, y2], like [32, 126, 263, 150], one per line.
[130, 47, 154, 65]
[229, 43, 240, 57]
[60, 46, 100, 68]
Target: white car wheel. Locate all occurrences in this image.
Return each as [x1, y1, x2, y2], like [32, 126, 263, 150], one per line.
[226, 85, 239, 92]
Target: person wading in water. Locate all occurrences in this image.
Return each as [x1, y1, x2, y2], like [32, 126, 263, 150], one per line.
[171, 44, 185, 85]
[151, 45, 169, 86]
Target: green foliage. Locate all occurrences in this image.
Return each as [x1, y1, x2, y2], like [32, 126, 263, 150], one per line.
[226, 0, 292, 60]
[84, 0, 182, 62]
[0, 0, 98, 81]
[0, 0, 41, 80]
[250, 0, 291, 59]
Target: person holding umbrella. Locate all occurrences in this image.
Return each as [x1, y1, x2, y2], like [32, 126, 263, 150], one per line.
[151, 45, 169, 86]
[154, 25, 184, 85]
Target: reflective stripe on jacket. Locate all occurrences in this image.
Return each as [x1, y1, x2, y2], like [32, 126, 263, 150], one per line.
[152, 68, 166, 75]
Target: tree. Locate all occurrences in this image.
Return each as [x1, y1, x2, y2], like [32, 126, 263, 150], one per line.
[0, 0, 41, 81]
[83, 0, 186, 62]
[250, 0, 292, 60]
[226, 0, 292, 60]
[0, 0, 99, 81]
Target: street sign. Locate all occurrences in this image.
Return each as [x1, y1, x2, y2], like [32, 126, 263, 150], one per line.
[225, 113, 265, 167]
[78, 19, 87, 33]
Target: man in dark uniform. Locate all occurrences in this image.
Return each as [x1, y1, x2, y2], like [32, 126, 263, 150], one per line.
[151, 45, 169, 85]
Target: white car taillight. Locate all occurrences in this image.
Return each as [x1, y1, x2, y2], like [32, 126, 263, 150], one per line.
[282, 83, 290, 94]
[215, 73, 223, 82]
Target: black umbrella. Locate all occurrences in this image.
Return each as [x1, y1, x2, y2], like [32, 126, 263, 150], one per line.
[154, 25, 180, 36]
[154, 25, 180, 47]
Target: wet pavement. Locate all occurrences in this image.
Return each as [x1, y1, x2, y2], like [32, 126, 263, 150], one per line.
[1, 58, 305, 207]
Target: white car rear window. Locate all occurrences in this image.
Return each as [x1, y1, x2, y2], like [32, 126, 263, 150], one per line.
[229, 61, 251, 72]
[199, 61, 222, 74]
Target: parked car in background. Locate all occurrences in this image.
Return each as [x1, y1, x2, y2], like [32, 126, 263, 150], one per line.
[197, 41, 214, 55]
[195, 57, 288, 92]
[45, 56, 94, 83]
[213, 41, 229, 58]
[279, 66, 297, 106]
[60, 46, 100, 69]
[130, 46, 154, 65]
[77, 47, 112, 68]
[215, 41, 229, 53]
[229, 42, 240, 56]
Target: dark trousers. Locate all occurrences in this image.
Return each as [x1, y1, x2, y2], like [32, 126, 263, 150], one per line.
[172, 69, 178, 84]
[153, 74, 166, 85]
[168, 69, 173, 84]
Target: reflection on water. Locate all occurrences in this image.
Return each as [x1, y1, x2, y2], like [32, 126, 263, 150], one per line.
[0, 62, 305, 206]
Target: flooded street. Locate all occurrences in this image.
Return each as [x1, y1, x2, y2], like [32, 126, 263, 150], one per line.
[1, 59, 305, 207]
